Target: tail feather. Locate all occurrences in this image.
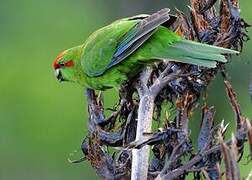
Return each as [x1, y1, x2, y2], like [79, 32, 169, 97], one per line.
[176, 40, 239, 54]
[167, 56, 217, 68]
[161, 39, 239, 68]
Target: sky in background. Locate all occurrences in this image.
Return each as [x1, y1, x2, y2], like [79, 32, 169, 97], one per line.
[0, 0, 251, 179]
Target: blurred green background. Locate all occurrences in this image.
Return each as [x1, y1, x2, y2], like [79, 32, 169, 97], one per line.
[0, 0, 251, 179]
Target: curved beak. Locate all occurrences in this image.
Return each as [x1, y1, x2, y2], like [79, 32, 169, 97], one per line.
[55, 69, 64, 82]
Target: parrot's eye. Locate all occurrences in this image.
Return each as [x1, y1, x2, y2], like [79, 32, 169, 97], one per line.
[59, 60, 74, 68]
[58, 62, 65, 67]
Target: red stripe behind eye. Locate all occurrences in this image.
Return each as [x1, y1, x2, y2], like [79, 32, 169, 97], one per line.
[64, 60, 74, 67]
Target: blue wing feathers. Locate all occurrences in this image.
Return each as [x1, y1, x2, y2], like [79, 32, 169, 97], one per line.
[114, 27, 139, 57]
[106, 8, 171, 73]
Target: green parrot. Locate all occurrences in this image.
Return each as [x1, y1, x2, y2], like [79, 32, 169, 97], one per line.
[53, 8, 238, 90]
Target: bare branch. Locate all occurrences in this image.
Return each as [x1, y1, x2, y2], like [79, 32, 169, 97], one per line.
[131, 68, 155, 180]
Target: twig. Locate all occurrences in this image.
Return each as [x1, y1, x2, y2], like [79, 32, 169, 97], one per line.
[223, 78, 245, 130]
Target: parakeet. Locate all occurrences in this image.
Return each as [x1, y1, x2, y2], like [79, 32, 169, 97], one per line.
[53, 8, 238, 90]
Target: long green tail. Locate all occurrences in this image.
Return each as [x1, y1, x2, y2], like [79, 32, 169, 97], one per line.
[155, 39, 239, 68]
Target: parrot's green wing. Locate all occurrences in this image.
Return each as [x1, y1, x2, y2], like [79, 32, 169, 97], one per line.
[81, 8, 172, 77]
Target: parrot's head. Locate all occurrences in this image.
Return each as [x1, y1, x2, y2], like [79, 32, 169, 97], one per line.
[53, 46, 83, 83]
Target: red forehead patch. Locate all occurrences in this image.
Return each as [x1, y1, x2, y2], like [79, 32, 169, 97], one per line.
[53, 51, 65, 69]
